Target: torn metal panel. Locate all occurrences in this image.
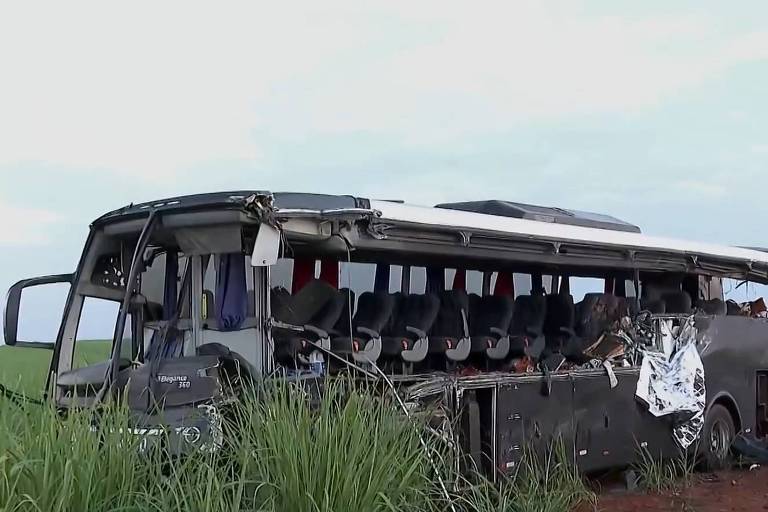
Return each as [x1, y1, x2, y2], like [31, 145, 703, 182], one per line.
[635, 317, 706, 449]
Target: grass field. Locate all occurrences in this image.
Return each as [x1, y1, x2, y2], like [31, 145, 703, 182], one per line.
[0, 343, 594, 511]
[0, 341, 110, 396]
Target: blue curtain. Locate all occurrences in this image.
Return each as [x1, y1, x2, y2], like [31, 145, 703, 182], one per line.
[147, 251, 181, 360]
[216, 254, 248, 331]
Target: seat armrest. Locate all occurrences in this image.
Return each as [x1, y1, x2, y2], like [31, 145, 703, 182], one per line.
[559, 327, 576, 337]
[303, 325, 329, 339]
[356, 326, 380, 339]
[406, 326, 427, 339]
[489, 327, 508, 338]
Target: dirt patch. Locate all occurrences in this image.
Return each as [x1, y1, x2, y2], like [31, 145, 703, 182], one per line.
[578, 467, 768, 512]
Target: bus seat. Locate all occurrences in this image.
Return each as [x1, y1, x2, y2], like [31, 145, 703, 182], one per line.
[429, 290, 472, 361]
[543, 292, 576, 354]
[563, 293, 629, 364]
[197, 342, 257, 382]
[272, 279, 345, 364]
[273, 279, 337, 325]
[698, 298, 726, 316]
[270, 286, 291, 315]
[507, 294, 547, 360]
[381, 293, 440, 363]
[575, 293, 628, 342]
[641, 298, 666, 314]
[331, 288, 356, 336]
[661, 291, 692, 314]
[467, 294, 515, 360]
[331, 291, 395, 364]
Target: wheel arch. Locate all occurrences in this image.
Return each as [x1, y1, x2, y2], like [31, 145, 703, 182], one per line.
[708, 392, 742, 433]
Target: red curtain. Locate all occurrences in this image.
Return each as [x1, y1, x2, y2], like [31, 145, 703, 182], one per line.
[452, 269, 466, 291]
[494, 272, 515, 296]
[319, 259, 339, 289]
[292, 257, 315, 294]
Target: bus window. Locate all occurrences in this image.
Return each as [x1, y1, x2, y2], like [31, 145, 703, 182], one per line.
[270, 258, 294, 291]
[467, 271, 483, 295]
[723, 278, 768, 304]
[339, 262, 376, 303]
[513, 273, 530, 297]
[73, 297, 129, 368]
[389, 265, 403, 293]
[445, 269, 457, 290]
[569, 277, 605, 302]
[409, 267, 426, 294]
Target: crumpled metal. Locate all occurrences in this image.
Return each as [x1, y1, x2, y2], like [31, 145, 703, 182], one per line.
[635, 317, 706, 449]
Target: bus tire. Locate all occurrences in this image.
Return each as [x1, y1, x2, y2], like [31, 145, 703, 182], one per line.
[701, 404, 735, 470]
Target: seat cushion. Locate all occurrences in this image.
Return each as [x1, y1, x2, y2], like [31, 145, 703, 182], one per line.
[428, 336, 459, 354]
[331, 336, 366, 354]
[273, 336, 308, 361]
[381, 336, 416, 356]
[471, 335, 496, 353]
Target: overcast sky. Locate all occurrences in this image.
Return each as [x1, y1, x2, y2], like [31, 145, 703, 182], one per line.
[2, 1, 768, 341]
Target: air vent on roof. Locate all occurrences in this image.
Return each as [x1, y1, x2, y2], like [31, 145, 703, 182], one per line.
[434, 200, 641, 233]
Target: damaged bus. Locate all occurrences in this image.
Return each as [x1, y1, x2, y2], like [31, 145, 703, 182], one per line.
[5, 191, 768, 474]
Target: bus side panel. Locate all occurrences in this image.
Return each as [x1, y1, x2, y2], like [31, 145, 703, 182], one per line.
[495, 376, 573, 475]
[572, 370, 678, 472]
[702, 316, 768, 439]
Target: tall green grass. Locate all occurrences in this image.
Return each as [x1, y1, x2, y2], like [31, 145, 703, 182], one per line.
[456, 440, 594, 512]
[633, 444, 696, 493]
[0, 380, 592, 512]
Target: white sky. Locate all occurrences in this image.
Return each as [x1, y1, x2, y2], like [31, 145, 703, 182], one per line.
[2, 0, 768, 340]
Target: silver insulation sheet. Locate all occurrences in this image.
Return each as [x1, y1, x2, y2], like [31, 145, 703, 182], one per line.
[636, 318, 706, 449]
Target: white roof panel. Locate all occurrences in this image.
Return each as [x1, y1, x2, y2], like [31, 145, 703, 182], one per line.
[370, 200, 768, 267]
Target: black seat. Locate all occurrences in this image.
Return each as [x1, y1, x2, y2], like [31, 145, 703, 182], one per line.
[381, 293, 440, 363]
[574, 293, 628, 342]
[507, 294, 547, 360]
[698, 298, 726, 316]
[330, 288, 356, 336]
[197, 342, 257, 383]
[543, 292, 576, 355]
[641, 298, 666, 314]
[429, 290, 472, 361]
[565, 293, 628, 363]
[661, 291, 692, 314]
[331, 291, 395, 363]
[272, 279, 346, 364]
[270, 286, 291, 315]
[467, 294, 515, 360]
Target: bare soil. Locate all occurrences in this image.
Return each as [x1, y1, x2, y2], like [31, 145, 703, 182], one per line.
[578, 467, 768, 512]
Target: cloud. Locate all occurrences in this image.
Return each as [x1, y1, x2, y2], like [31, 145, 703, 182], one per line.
[0, 201, 60, 247]
[1, 1, 767, 181]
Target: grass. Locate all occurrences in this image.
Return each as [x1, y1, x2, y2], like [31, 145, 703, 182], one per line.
[457, 440, 595, 512]
[0, 374, 595, 512]
[0, 341, 110, 396]
[634, 444, 696, 493]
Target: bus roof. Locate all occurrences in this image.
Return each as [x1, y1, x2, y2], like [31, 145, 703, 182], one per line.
[92, 190, 768, 275]
[370, 199, 768, 268]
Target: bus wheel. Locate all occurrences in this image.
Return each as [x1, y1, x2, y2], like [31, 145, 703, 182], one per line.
[701, 404, 735, 470]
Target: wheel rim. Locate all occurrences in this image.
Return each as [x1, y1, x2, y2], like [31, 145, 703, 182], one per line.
[710, 418, 731, 461]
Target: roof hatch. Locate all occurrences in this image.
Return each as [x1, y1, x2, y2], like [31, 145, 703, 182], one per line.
[434, 200, 641, 233]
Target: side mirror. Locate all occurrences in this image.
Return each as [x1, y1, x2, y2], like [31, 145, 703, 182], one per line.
[4, 274, 73, 348]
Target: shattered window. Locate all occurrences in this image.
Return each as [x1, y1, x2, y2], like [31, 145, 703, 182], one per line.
[723, 279, 768, 304]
